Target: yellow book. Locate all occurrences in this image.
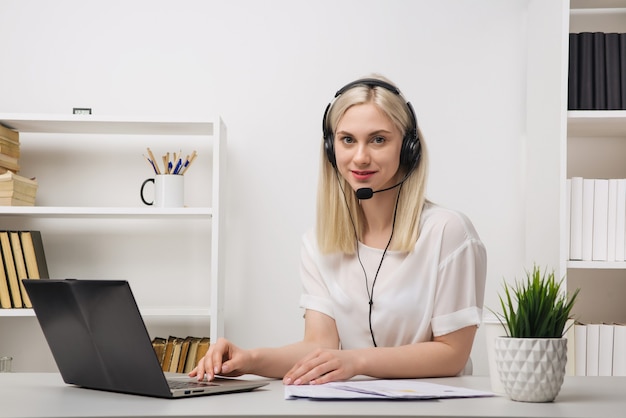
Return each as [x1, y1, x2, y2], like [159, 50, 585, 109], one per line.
[183, 337, 202, 373]
[194, 338, 211, 368]
[0, 124, 19, 143]
[0, 247, 11, 308]
[176, 337, 193, 373]
[20, 231, 49, 279]
[0, 232, 22, 308]
[9, 232, 31, 308]
[0, 153, 19, 173]
[151, 337, 167, 368]
[0, 196, 35, 206]
[168, 338, 184, 373]
[161, 336, 177, 372]
[0, 140, 20, 159]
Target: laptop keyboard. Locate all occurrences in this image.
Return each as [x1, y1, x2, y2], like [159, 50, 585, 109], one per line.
[167, 379, 219, 389]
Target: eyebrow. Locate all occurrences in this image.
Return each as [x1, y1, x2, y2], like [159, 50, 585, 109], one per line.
[335, 129, 393, 137]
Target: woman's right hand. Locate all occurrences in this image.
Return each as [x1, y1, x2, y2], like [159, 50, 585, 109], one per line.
[189, 337, 249, 381]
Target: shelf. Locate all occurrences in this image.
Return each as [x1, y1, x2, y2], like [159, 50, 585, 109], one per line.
[567, 111, 626, 137]
[0, 307, 211, 317]
[567, 261, 626, 269]
[0, 206, 212, 218]
[570, 0, 626, 11]
[0, 113, 214, 135]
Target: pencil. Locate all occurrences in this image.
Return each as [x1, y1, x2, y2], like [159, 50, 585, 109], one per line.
[180, 150, 197, 175]
[146, 148, 161, 174]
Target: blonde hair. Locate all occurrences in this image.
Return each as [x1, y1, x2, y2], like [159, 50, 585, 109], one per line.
[316, 76, 429, 254]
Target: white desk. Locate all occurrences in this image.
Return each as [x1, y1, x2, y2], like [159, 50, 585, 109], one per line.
[1, 373, 625, 418]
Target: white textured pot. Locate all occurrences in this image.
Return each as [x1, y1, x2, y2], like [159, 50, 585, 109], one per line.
[494, 337, 567, 402]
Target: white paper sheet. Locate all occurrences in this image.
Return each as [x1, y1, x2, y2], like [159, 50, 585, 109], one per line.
[285, 379, 495, 400]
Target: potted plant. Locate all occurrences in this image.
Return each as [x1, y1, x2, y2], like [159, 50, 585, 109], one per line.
[492, 265, 579, 402]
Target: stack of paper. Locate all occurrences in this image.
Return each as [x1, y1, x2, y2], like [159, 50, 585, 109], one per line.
[285, 379, 494, 400]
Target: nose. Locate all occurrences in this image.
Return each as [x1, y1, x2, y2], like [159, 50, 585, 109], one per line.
[353, 143, 370, 166]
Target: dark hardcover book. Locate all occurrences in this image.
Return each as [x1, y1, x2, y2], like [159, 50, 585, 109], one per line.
[568, 33, 580, 110]
[578, 32, 594, 110]
[621, 33, 626, 110]
[593, 32, 607, 110]
[605, 33, 621, 110]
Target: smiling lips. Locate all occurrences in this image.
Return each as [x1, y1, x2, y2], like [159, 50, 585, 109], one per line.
[351, 170, 376, 181]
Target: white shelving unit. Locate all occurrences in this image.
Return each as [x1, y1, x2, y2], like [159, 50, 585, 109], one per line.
[564, 1, 626, 324]
[0, 114, 226, 343]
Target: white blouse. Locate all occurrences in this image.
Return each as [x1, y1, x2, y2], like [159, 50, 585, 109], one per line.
[299, 203, 487, 349]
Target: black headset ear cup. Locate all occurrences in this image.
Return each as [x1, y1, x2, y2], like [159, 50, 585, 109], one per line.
[322, 103, 336, 168]
[399, 101, 421, 172]
[324, 134, 336, 168]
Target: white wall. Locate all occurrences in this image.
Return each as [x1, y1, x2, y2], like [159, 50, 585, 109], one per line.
[0, 0, 562, 376]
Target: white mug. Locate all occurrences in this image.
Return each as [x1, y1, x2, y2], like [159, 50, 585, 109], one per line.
[140, 174, 184, 208]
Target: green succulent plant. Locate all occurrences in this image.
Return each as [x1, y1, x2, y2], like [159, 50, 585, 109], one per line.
[494, 265, 580, 338]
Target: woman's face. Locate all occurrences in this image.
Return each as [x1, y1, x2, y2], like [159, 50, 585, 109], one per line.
[334, 102, 403, 196]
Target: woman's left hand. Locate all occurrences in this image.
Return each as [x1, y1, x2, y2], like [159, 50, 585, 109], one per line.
[282, 348, 360, 385]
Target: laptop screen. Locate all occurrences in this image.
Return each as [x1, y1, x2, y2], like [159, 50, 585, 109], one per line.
[24, 279, 172, 397]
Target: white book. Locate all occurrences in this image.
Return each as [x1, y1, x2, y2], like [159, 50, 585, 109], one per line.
[569, 177, 583, 260]
[586, 323, 600, 376]
[598, 323, 614, 376]
[582, 179, 595, 261]
[592, 179, 609, 261]
[575, 323, 587, 376]
[616, 179, 626, 262]
[607, 180, 618, 262]
[613, 324, 626, 376]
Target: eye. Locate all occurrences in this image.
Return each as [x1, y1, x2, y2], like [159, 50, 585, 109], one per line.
[340, 135, 355, 144]
[371, 135, 386, 144]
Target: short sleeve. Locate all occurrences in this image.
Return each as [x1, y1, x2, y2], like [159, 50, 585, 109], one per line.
[430, 213, 487, 337]
[298, 232, 335, 319]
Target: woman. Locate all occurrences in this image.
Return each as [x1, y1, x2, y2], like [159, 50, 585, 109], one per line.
[190, 75, 487, 385]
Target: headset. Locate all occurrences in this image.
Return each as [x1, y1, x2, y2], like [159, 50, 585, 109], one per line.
[322, 78, 422, 174]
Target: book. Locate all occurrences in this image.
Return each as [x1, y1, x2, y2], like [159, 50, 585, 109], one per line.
[613, 324, 626, 376]
[598, 323, 614, 376]
[151, 337, 167, 367]
[605, 33, 621, 110]
[19, 231, 49, 279]
[0, 138, 20, 159]
[9, 231, 32, 308]
[574, 323, 587, 376]
[578, 32, 594, 110]
[168, 337, 184, 373]
[582, 178, 595, 261]
[586, 323, 600, 376]
[0, 196, 35, 206]
[0, 247, 11, 308]
[183, 337, 202, 373]
[0, 124, 19, 143]
[616, 179, 626, 261]
[0, 153, 20, 173]
[0, 231, 22, 308]
[569, 177, 583, 260]
[568, 33, 579, 110]
[592, 179, 609, 261]
[607, 179, 618, 262]
[176, 337, 193, 373]
[0, 171, 37, 190]
[0, 171, 37, 206]
[620, 34, 626, 110]
[161, 336, 177, 372]
[593, 32, 606, 110]
[195, 337, 210, 368]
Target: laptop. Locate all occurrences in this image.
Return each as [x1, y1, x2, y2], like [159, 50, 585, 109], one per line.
[23, 278, 268, 398]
